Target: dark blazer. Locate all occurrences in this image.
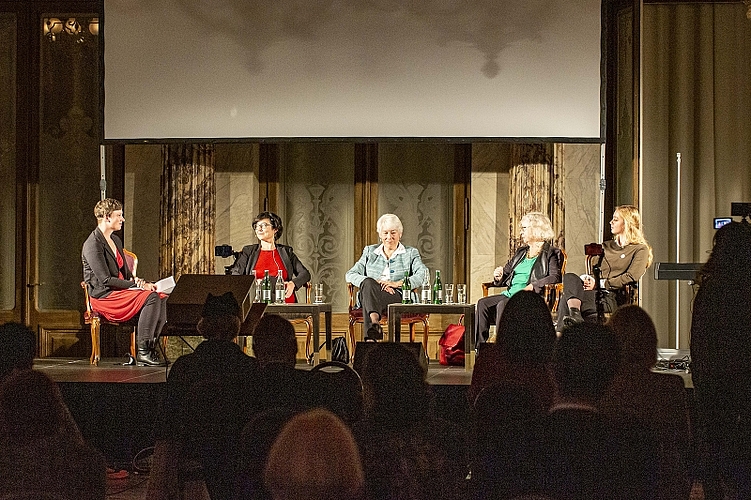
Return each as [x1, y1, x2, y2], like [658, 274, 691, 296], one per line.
[81, 228, 134, 299]
[495, 241, 563, 293]
[229, 243, 311, 290]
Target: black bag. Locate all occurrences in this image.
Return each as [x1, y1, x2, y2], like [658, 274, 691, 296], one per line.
[331, 336, 350, 364]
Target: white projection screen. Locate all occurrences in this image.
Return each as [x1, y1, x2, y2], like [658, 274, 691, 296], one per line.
[103, 0, 602, 140]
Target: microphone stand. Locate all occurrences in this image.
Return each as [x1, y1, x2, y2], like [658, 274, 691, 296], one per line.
[592, 262, 606, 325]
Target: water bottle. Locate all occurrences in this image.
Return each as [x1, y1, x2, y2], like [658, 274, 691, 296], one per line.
[275, 273, 285, 303]
[252, 269, 261, 302]
[421, 269, 431, 304]
[401, 271, 412, 304]
[433, 269, 443, 304]
[262, 270, 272, 304]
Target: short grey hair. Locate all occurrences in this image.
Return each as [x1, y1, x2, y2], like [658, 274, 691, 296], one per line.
[376, 214, 403, 235]
[520, 212, 555, 242]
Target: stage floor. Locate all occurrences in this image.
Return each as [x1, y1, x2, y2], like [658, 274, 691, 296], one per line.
[35, 357, 473, 386]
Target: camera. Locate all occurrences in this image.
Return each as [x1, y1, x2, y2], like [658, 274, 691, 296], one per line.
[584, 243, 604, 256]
[731, 202, 751, 218]
[713, 217, 732, 230]
[215, 244, 235, 259]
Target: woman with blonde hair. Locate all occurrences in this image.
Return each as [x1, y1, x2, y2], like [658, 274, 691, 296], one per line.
[264, 408, 365, 500]
[475, 212, 563, 345]
[558, 204, 653, 327]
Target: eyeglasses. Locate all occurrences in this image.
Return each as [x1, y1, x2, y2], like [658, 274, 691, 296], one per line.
[255, 222, 272, 230]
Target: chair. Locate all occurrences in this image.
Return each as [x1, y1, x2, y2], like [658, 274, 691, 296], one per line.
[585, 254, 638, 307]
[347, 283, 429, 358]
[308, 360, 364, 425]
[81, 248, 138, 366]
[482, 247, 567, 315]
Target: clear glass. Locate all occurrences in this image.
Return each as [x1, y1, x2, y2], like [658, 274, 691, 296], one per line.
[0, 14, 16, 310]
[456, 284, 467, 304]
[313, 283, 324, 304]
[444, 283, 454, 304]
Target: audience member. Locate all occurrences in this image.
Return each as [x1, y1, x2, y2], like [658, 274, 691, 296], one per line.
[690, 221, 751, 499]
[307, 360, 364, 425]
[469, 290, 556, 408]
[0, 321, 36, 380]
[0, 369, 106, 500]
[538, 322, 657, 499]
[264, 408, 365, 500]
[251, 314, 310, 413]
[148, 292, 259, 500]
[599, 305, 692, 500]
[352, 342, 467, 500]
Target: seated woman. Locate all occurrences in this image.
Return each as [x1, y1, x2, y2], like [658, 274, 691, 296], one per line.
[558, 204, 653, 328]
[81, 198, 167, 366]
[230, 211, 310, 303]
[345, 213, 428, 340]
[475, 212, 562, 345]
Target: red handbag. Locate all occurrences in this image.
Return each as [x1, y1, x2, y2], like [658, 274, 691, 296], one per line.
[438, 317, 465, 366]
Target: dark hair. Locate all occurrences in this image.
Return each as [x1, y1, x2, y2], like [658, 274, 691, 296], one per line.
[93, 198, 123, 220]
[0, 370, 67, 441]
[607, 305, 657, 368]
[252, 314, 297, 364]
[0, 322, 36, 380]
[553, 323, 619, 401]
[698, 221, 751, 286]
[496, 291, 556, 363]
[253, 211, 284, 241]
[359, 343, 430, 425]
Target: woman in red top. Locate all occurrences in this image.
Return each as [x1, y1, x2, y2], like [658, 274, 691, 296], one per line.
[230, 212, 311, 303]
[81, 199, 167, 366]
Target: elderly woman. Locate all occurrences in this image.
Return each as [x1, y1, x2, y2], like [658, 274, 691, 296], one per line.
[475, 212, 562, 345]
[81, 198, 167, 366]
[230, 211, 311, 303]
[558, 204, 652, 327]
[345, 214, 428, 340]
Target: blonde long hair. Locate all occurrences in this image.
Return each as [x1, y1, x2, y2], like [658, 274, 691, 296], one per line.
[615, 205, 653, 267]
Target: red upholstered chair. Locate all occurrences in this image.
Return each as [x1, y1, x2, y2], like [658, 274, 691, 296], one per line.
[347, 283, 429, 359]
[81, 249, 138, 366]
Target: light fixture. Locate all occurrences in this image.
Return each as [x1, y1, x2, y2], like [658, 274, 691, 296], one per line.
[43, 17, 99, 42]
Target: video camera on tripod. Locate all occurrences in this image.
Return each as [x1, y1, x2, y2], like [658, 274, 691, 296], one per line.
[215, 244, 241, 275]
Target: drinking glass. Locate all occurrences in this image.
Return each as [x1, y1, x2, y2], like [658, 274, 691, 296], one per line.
[444, 283, 454, 304]
[456, 284, 467, 304]
[313, 283, 325, 303]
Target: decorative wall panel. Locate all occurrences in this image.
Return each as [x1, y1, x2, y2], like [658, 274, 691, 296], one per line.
[0, 14, 16, 311]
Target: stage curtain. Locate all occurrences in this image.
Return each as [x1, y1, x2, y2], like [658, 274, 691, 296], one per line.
[508, 143, 565, 256]
[641, 3, 751, 347]
[160, 144, 216, 279]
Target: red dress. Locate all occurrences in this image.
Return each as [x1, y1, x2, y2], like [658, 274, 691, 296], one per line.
[253, 249, 296, 303]
[90, 251, 164, 322]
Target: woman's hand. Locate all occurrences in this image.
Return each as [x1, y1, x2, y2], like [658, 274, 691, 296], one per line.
[135, 277, 156, 291]
[493, 266, 504, 281]
[377, 280, 398, 294]
[582, 275, 596, 291]
[284, 281, 295, 299]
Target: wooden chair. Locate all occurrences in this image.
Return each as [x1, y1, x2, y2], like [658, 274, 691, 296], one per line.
[481, 247, 568, 315]
[347, 283, 429, 359]
[81, 249, 138, 366]
[585, 254, 638, 308]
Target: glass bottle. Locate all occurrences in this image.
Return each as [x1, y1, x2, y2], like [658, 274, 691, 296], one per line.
[262, 270, 272, 304]
[401, 271, 412, 304]
[275, 273, 285, 303]
[252, 269, 261, 302]
[433, 269, 443, 304]
[421, 269, 431, 304]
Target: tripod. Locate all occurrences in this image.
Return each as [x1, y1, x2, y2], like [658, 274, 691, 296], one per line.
[591, 261, 607, 325]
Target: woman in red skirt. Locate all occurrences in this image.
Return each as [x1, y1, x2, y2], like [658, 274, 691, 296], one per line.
[81, 198, 167, 366]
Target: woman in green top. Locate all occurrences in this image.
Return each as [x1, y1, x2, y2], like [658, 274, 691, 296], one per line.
[475, 213, 563, 345]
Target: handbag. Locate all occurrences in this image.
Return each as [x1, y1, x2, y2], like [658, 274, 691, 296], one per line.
[438, 317, 465, 366]
[331, 336, 350, 364]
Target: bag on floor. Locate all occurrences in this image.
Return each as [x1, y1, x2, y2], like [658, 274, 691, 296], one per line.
[438, 317, 465, 366]
[331, 336, 350, 364]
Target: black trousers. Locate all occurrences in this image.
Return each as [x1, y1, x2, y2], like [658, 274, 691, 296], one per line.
[359, 278, 403, 331]
[475, 294, 510, 345]
[556, 273, 616, 327]
[136, 292, 168, 343]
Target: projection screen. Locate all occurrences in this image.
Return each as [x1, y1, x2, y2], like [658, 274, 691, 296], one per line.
[103, 0, 602, 140]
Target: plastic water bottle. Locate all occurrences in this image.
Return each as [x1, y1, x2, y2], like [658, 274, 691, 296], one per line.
[421, 269, 431, 304]
[275, 273, 285, 303]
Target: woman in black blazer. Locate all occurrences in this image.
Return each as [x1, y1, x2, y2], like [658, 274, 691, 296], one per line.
[81, 198, 167, 366]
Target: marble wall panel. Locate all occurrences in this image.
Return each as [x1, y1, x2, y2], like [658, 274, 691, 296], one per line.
[562, 143, 601, 276]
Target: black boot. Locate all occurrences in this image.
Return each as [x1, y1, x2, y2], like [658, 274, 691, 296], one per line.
[136, 341, 167, 367]
[563, 307, 584, 329]
[150, 339, 170, 366]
